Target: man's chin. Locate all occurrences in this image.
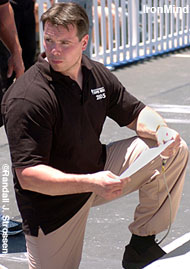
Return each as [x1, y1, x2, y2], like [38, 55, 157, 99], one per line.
[50, 64, 63, 73]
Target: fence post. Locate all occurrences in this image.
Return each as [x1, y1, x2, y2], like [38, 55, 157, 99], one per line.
[160, 0, 164, 51]
[131, 0, 139, 59]
[121, 0, 127, 61]
[128, 0, 139, 60]
[107, 0, 114, 64]
[37, 0, 52, 53]
[165, 0, 170, 51]
[187, 0, 190, 44]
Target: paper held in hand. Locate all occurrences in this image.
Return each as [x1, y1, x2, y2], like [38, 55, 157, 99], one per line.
[119, 140, 174, 180]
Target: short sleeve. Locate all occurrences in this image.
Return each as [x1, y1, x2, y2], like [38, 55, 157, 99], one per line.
[4, 98, 54, 168]
[107, 74, 145, 126]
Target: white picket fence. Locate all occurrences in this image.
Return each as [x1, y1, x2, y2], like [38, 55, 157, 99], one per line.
[37, 0, 190, 68]
[36, 0, 52, 53]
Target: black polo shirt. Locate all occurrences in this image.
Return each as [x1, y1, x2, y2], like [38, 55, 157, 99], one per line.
[2, 54, 145, 236]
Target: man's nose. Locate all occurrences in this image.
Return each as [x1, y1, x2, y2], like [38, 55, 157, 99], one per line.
[51, 44, 61, 55]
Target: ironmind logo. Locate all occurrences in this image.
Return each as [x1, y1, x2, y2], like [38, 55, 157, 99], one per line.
[143, 4, 190, 14]
[91, 87, 106, 101]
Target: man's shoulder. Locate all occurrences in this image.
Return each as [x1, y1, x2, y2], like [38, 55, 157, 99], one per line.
[1, 63, 58, 125]
[83, 55, 108, 71]
[83, 55, 116, 82]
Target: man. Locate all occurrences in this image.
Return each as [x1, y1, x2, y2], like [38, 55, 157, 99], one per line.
[1, 3, 188, 269]
[0, 0, 24, 235]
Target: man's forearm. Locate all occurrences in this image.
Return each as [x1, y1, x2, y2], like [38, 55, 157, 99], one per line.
[16, 164, 93, 196]
[15, 164, 127, 200]
[0, 3, 22, 54]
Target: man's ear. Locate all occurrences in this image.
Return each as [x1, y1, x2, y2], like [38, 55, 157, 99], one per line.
[82, 34, 89, 51]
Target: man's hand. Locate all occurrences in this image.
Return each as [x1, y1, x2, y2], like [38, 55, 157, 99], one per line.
[7, 50, 25, 79]
[156, 126, 181, 158]
[89, 171, 130, 200]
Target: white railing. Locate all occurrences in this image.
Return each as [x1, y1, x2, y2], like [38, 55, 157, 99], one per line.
[92, 0, 190, 68]
[37, 0, 190, 68]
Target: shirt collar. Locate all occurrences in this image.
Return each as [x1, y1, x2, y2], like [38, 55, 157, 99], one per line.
[36, 52, 93, 83]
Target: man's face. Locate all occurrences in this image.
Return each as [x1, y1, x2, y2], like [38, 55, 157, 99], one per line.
[43, 22, 88, 75]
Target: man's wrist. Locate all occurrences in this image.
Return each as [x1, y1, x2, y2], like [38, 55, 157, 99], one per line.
[11, 43, 22, 56]
[156, 124, 168, 133]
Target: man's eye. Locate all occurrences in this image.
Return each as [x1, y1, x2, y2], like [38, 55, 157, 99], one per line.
[61, 42, 69, 46]
[45, 38, 52, 43]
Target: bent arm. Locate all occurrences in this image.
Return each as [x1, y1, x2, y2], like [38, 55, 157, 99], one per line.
[127, 106, 181, 157]
[0, 2, 24, 77]
[16, 164, 92, 196]
[127, 106, 167, 140]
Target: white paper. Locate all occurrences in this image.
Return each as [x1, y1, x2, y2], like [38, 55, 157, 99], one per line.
[119, 140, 174, 179]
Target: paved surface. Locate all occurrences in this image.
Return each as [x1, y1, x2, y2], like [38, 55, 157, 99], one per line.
[147, 233, 190, 268]
[0, 47, 190, 268]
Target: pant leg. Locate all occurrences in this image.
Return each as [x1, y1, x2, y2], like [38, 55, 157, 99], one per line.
[25, 194, 94, 269]
[93, 136, 189, 236]
[129, 138, 189, 236]
[92, 136, 153, 206]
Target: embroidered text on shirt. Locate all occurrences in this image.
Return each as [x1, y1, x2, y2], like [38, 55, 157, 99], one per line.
[91, 87, 106, 101]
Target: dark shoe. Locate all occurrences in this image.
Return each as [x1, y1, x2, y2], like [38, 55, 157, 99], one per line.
[0, 217, 23, 236]
[122, 244, 166, 269]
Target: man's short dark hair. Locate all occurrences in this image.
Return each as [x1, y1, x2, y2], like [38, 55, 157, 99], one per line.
[41, 2, 89, 41]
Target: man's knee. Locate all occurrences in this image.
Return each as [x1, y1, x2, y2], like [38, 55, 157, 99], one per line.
[178, 139, 189, 163]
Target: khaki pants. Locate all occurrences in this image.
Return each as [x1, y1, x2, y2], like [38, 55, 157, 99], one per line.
[25, 137, 189, 269]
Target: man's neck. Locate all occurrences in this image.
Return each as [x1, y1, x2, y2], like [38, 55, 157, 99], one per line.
[45, 56, 83, 89]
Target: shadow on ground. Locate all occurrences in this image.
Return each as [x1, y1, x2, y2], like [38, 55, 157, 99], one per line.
[0, 233, 26, 254]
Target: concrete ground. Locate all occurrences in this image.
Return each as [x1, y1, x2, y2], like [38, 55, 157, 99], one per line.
[0, 47, 190, 268]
